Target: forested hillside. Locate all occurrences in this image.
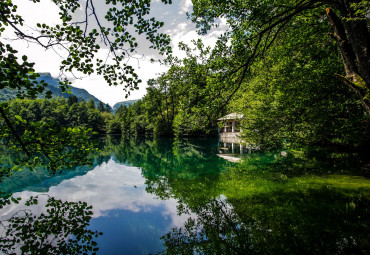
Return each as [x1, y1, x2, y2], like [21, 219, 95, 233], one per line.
[0, 73, 105, 107]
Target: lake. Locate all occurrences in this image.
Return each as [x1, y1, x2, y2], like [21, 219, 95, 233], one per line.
[0, 136, 369, 254]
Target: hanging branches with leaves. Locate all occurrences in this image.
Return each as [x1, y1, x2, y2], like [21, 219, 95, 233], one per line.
[190, 0, 370, 113]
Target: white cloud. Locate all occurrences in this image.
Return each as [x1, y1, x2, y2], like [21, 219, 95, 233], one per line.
[166, 19, 227, 60]
[1, 0, 227, 106]
[13, 0, 61, 27]
[1, 0, 63, 77]
[71, 55, 168, 106]
[179, 0, 193, 14]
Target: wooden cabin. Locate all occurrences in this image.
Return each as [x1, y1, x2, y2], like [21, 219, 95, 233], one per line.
[218, 113, 243, 143]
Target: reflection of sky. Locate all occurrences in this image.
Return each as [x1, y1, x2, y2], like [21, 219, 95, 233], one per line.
[1, 158, 192, 254]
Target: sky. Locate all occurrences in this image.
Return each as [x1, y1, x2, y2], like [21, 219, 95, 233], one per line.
[2, 0, 226, 106]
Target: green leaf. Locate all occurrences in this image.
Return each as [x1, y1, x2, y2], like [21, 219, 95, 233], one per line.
[11, 197, 19, 204]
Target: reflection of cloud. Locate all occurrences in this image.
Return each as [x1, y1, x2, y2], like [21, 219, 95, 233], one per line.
[3, 158, 189, 228]
[160, 199, 193, 228]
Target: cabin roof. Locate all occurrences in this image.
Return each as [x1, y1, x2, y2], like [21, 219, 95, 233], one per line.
[218, 113, 244, 121]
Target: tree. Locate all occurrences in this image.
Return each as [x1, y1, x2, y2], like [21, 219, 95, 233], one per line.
[0, 0, 175, 179]
[158, 40, 231, 136]
[190, 0, 370, 113]
[0, 0, 172, 98]
[67, 95, 78, 106]
[211, 5, 370, 149]
[228, 18, 369, 148]
[107, 118, 122, 134]
[105, 103, 112, 113]
[86, 98, 96, 110]
[97, 101, 105, 112]
[144, 77, 176, 136]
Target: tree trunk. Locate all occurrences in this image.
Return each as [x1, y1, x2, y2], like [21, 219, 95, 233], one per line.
[325, 3, 370, 114]
[334, 0, 370, 87]
[346, 18, 370, 89]
[326, 7, 358, 79]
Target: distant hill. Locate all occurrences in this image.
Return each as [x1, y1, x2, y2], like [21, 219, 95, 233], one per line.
[0, 73, 104, 107]
[113, 99, 140, 111]
[36, 73, 103, 105]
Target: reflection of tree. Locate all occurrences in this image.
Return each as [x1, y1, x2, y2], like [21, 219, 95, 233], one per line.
[0, 136, 112, 254]
[106, 137, 228, 204]
[161, 187, 370, 254]
[104, 136, 225, 173]
[0, 144, 106, 195]
[0, 195, 101, 254]
[161, 199, 254, 254]
[103, 137, 370, 254]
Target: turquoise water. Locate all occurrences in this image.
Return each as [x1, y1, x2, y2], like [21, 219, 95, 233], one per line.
[0, 136, 369, 254]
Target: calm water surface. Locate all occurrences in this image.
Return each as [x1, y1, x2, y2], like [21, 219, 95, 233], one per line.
[0, 136, 369, 254]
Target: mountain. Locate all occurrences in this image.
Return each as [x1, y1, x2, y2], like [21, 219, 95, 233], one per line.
[0, 73, 104, 106]
[36, 73, 103, 105]
[113, 99, 140, 111]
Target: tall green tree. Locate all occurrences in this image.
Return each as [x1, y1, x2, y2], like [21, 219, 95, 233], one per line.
[67, 95, 78, 106]
[97, 101, 105, 112]
[144, 77, 177, 136]
[228, 14, 369, 148]
[105, 103, 112, 113]
[160, 40, 232, 136]
[190, 0, 370, 113]
[86, 98, 96, 110]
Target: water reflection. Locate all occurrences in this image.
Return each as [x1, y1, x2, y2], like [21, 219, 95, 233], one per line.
[0, 158, 190, 254]
[0, 139, 101, 254]
[1, 137, 227, 254]
[0, 195, 100, 254]
[0, 136, 369, 254]
[218, 141, 252, 155]
[161, 188, 369, 254]
[157, 147, 370, 254]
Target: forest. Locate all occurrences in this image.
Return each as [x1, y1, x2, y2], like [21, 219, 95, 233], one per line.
[0, 0, 368, 176]
[4, 97, 114, 134]
[1, 0, 369, 149]
[0, 0, 369, 253]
